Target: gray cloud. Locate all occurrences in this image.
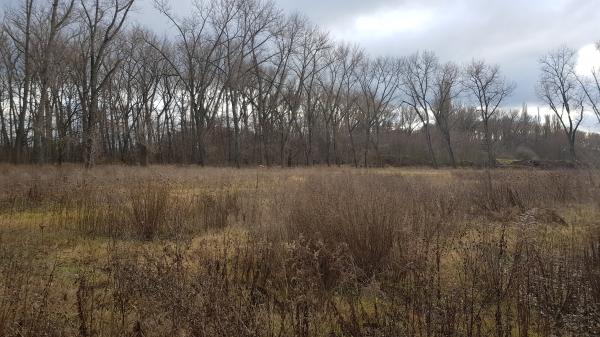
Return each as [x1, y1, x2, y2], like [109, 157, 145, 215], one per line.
[275, 0, 401, 25]
[293, 0, 600, 107]
[130, 0, 599, 109]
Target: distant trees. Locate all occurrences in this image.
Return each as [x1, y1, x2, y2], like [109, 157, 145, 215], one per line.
[0, 0, 599, 167]
[318, 44, 362, 166]
[356, 56, 399, 167]
[580, 66, 600, 125]
[3, 0, 34, 164]
[151, 0, 230, 166]
[463, 60, 515, 167]
[400, 51, 439, 168]
[578, 42, 600, 125]
[537, 47, 584, 162]
[400, 52, 463, 168]
[432, 62, 461, 167]
[31, 0, 75, 164]
[77, 0, 135, 168]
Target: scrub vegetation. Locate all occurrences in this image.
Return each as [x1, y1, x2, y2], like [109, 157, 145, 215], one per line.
[0, 165, 599, 337]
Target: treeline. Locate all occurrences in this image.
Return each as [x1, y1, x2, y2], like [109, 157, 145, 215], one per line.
[0, 0, 599, 167]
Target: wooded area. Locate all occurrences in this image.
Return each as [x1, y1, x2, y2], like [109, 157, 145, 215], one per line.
[1, 0, 599, 167]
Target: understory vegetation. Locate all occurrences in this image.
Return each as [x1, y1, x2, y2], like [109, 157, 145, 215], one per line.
[0, 165, 599, 337]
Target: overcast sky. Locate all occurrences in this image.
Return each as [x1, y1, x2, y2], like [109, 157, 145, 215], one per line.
[284, 0, 599, 96]
[2, 0, 600, 128]
[137, 0, 600, 128]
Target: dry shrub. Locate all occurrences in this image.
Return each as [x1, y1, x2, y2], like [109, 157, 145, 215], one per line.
[194, 188, 242, 230]
[1, 166, 600, 337]
[49, 175, 251, 239]
[103, 233, 360, 337]
[198, 189, 239, 229]
[61, 180, 123, 236]
[0, 180, 47, 213]
[467, 170, 594, 215]
[583, 229, 600, 304]
[525, 234, 600, 337]
[104, 236, 276, 337]
[0, 241, 65, 337]
[287, 174, 402, 276]
[128, 182, 171, 240]
[51, 178, 174, 240]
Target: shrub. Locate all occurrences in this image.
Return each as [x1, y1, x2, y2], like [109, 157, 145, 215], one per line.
[287, 174, 402, 276]
[128, 182, 171, 240]
[195, 188, 241, 230]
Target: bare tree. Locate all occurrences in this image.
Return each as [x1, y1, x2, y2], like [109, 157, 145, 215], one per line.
[221, 0, 278, 167]
[31, 0, 76, 163]
[77, 0, 135, 168]
[3, 0, 34, 163]
[125, 28, 164, 165]
[0, 29, 11, 157]
[0, 28, 15, 158]
[400, 51, 439, 168]
[356, 56, 399, 167]
[431, 62, 461, 167]
[51, 36, 80, 164]
[577, 42, 600, 125]
[537, 47, 584, 162]
[397, 105, 419, 135]
[246, 12, 297, 166]
[151, 0, 233, 165]
[463, 60, 515, 167]
[318, 43, 362, 166]
[288, 22, 330, 166]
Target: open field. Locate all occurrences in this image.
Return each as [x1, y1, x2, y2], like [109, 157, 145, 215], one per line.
[0, 166, 599, 337]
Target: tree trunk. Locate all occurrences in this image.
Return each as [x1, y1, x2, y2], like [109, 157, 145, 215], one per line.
[332, 126, 340, 167]
[483, 119, 495, 168]
[443, 130, 456, 168]
[569, 133, 577, 163]
[424, 123, 438, 168]
[195, 120, 206, 166]
[34, 85, 50, 164]
[14, 1, 33, 164]
[347, 119, 358, 168]
[231, 93, 241, 168]
[363, 124, 370, 168]
[84, 92, 99, 168]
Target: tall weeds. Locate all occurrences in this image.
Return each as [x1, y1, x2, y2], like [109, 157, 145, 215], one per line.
[0, 166, 598, 337]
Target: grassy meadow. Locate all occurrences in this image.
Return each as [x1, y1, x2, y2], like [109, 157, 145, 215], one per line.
[0, 165, 599, 337]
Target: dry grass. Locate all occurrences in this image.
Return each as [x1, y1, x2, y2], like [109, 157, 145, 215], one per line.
[0, 165, 599, 337]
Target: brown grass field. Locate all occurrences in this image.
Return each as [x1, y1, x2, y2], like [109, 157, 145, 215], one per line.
[0, 165, 599, 337]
